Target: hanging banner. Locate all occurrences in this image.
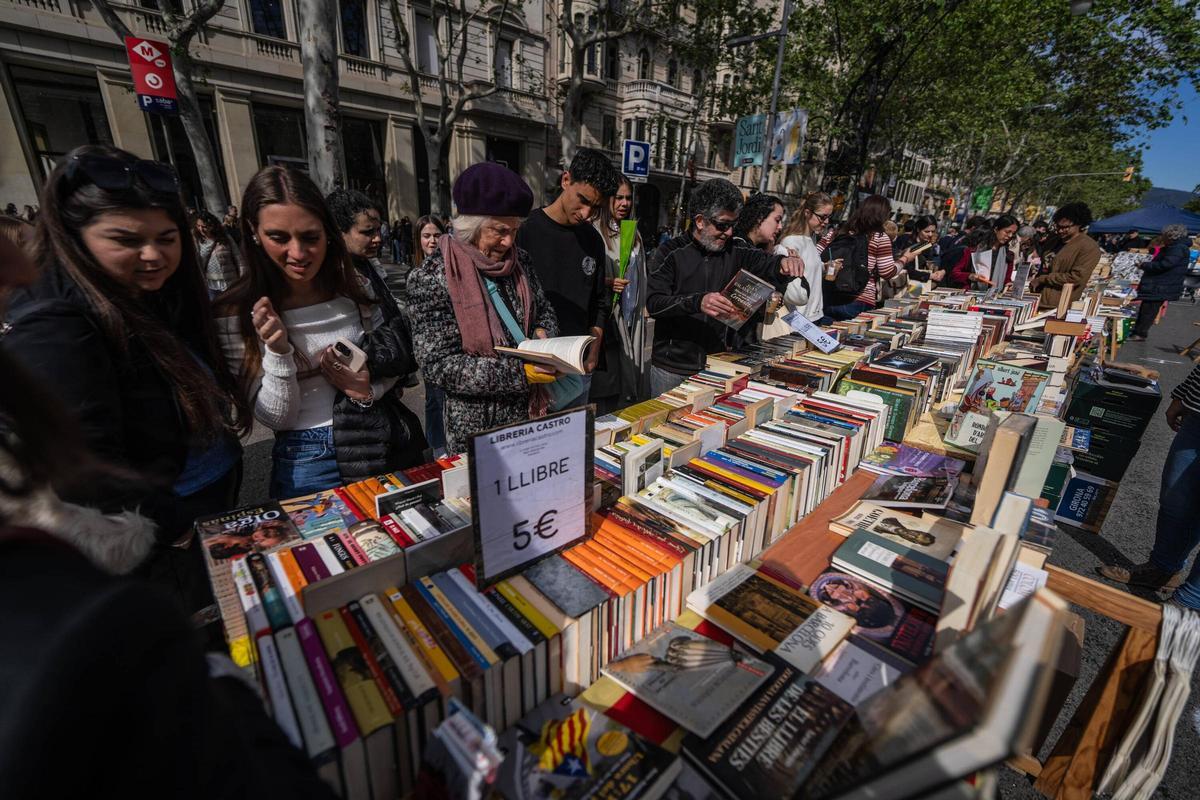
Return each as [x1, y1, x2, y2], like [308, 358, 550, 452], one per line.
[734, 114, 767, 167]
[770, 108, 809, 166]
[468, 408, 594, 588]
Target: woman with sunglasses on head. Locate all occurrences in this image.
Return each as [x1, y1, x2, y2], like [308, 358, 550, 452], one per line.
[217, 167, 420, 499]
[1, 144, 248, 616]
[775, 191, 833, 321]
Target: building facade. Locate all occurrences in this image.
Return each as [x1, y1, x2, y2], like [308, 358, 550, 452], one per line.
[0, 0, 555, 219]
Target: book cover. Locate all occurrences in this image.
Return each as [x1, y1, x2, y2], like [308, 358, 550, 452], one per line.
[523, 553, 617, 620]
[810, 639, 909, 708]
[681, 654, 853, 798]
[808, 571, 935, 663]
[312, 608, 394, 735]
[717, 269, 775, 329]
[860, 443, 965, 480]
[281, 489, 361, 540]
[832, 529, 948, 613]
[947, 359, 1050, 448]
[496, 693, 681, 800]
[1054, 472, 1118, 533]
[601, 622, 773, 738]
[829, 502, 964, 561]
[871, 349, 939, 375]
[861, 474, 955, 509]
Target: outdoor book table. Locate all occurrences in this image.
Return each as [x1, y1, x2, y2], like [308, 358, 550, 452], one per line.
[759, 470, 1165, 800]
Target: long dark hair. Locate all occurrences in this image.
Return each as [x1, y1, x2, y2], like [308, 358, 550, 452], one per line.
[990, 214, 1019, 248]
[733, 193, 783, 245]
[36, 143, 246, 441]
[411, 214, 446, 267]
[835, 194, 891, 238]
[219, 166, 372, 398]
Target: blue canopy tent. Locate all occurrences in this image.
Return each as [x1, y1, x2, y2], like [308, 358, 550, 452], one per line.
[1089, 204, 1200, 236]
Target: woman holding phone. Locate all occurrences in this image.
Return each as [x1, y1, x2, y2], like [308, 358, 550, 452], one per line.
[3, 144, 247, 614]
[217, 166, 421, 499]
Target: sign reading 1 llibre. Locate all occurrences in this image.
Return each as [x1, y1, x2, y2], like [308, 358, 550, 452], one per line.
[783, 309, 840, 353]
[124, 36, 178, 115]
[468, 408, 594, 588]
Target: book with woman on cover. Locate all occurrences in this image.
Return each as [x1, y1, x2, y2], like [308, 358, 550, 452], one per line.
[495, 335, 597, 376]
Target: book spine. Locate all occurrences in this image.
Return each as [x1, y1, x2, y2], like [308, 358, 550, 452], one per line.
[448, 568, 534, 655]
[323, 533, 359, 571]
[274, 626, 337, 759]
[494, 580, 560, 641]
[359, 594, 439, 699]
[380, 513, 416, 548]
[264, 551, 306, 625]
[342, 602, 407, 717]
[310, 538, 346, 577]
[311, 610, 393, 735]
[246, 553, 291, 632]
[256, 632, 304, 749]
[295, 617, 359, 748]
[386, 587, 461, 685]
[332, 486, 366, 521]
[276, 547, 310, 597]
[231, 557, 269, 637]
[417, 576, 498, 668]
[401, 584, 482, 680]
[337, 532, 371, 566]
[291, 543, 330, 583]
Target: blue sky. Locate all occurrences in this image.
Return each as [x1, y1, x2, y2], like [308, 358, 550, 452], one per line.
[1140, 82, 1199, 192]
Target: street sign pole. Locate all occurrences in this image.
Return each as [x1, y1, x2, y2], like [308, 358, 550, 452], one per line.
[758, 0, 794, 193]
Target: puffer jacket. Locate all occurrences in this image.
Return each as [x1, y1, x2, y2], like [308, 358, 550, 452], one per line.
[1137, 241, 1191, 301]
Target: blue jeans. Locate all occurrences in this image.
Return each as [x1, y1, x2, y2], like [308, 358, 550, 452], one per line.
[823, 299, 873, 322]
[425, 384, 447, 456]
[1150, 413, 1200, 608]
[270, 426, 341, 500]
[650, 365, 687, 397]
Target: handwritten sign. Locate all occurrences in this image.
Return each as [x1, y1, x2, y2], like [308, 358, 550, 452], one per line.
[783, 309, 840, 353]
[468, 408, 593, 588]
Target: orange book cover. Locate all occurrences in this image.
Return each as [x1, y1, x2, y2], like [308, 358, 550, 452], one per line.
[275, 546, 309, 594]
[577, 539, 650, 591]
[562, 546, 634, 596]
[590, 529, 663, 583]
[595, 519, 678, 572]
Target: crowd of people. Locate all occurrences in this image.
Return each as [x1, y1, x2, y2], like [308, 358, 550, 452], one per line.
[2, 142, 1200, 793]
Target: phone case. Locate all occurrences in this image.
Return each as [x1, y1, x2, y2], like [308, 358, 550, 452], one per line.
[333, 337, 367, 372]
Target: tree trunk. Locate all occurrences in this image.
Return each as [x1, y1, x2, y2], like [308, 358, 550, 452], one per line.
[560, 59, 585, 164]
[298, 0, 343, 192]
[435, 140, 453, 218]
[171, 47, 227, 214]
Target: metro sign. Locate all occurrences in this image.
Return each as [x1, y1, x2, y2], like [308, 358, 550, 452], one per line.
[124, 36, 178, 115]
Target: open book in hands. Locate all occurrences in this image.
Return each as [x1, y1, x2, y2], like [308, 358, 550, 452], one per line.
[495, 335, 597, 375]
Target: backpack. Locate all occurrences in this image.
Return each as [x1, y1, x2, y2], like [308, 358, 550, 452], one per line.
[823, 232, 872, 302]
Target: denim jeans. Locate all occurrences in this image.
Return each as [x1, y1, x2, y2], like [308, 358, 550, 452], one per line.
[425, 384, 447, 456]
[650, 365, 687, 397]
[823, 299, 873, 322]
[270, 426, 341, 500]
[1150, 413, 1200, 608]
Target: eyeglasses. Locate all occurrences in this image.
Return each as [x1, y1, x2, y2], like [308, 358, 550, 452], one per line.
[66, 153, 179, 194]
[812, 211, 832, 222]
[705, 216, 736, 232]
[1055, 221, 1077, 231]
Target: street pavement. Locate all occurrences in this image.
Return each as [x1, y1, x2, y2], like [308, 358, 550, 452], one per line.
[237, 273, 1200, 796]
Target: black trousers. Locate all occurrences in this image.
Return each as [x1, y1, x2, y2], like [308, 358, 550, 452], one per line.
[1134, 299, 1165, 337]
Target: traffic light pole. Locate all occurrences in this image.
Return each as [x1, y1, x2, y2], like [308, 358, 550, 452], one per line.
[728, 0, 795, 194]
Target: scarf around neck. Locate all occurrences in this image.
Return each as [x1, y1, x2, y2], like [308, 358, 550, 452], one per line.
[440, 233, 534, 355]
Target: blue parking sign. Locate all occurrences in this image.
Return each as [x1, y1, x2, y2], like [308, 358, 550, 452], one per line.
[622, 140, 650, 183]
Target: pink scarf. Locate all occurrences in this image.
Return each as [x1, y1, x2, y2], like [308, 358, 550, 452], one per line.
[440, 234, 547, 416]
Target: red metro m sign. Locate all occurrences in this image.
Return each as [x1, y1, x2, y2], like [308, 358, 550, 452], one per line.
[124, 36, 178, 115]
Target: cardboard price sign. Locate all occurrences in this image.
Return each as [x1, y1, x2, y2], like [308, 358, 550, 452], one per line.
[124, 36, 178, 115]
[468, 408, 594, 588]
[783, 309, 840, 353]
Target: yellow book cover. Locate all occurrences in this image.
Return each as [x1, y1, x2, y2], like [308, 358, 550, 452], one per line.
[495, 580, 560, 640]
[386, 587, 460, 685]
[312, 608, 393, 734]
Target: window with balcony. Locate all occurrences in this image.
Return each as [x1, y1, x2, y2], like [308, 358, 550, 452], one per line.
[624, 118, 632, 141]
[253, 103, 307, 166]
[667, 60, 679, 89]
[415, 13, 438, 73]
[602, 115, 617, 151]
[249, 0, 287, 39]
[665, 121, 678, 169]
[138, 0, 183, 12]
[638, 49, 650, 81]
[495, 38, 513, 88]
[635, 118, 646, 141]
[605, 42, 619, 81]
[585, 16, 599, 76]
[340, 0, 369, 58]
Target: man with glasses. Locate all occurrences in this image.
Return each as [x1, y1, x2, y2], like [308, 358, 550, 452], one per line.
[645, 178, 805, 396]
[1030, 203, 1102, 310]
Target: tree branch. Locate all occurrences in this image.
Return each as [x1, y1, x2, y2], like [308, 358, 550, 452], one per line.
[91, 0, 133, 40]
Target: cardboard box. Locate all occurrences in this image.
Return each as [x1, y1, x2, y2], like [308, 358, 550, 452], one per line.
[1065, 369, 1162, 438]
[1070, 427, 1142, 482]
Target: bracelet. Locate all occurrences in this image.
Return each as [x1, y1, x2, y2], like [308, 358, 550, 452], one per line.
[349, 389, 375, 409]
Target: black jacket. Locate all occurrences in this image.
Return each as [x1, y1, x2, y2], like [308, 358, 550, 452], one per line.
[0, 526, 335, 800]
[333, 258, 427, 481]
[646, 234, 794, 374]
[1137, 241, 1191, 301]
[2, 265, 235, 543]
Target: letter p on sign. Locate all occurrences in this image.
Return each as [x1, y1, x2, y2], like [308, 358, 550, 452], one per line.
[622, 139, 650, 183]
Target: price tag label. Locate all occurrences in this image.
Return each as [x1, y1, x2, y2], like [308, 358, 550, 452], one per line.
[783, 309, 840, 353]
[468, 407, 593, 588]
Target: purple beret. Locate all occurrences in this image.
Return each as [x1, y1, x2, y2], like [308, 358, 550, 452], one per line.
[452, 162, 534, 217]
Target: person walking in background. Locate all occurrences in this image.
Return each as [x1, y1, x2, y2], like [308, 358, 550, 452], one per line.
[195, 211, 244, 298]
[412, 214, 445, 268]
[2, 144, 247, 617]
[775, 191, 833, 321]
[405, 163, 561, 455]
[516, 147, 618, 407]
[398, 216, 413, 265]
[1030, 203, 1102, 309]
[1129, 224, 1192, 342]
[217, 168, 422, 500]
[406, 214, 450, 453]
[378, 217, 391, 262]
[591, 176, 649, 412]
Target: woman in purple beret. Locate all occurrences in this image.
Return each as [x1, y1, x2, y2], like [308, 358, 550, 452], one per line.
[405, 163, 561, 454]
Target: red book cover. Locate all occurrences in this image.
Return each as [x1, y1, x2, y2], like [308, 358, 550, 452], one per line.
[338, 605, 404, 717]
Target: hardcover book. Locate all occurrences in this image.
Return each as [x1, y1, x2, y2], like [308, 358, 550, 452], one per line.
[832, 529, 949, 614]
[495, 694, 681, 800]
[601, 622, 773, 738]
[809, 571, 936, 664]
[717, 269, 775, 329]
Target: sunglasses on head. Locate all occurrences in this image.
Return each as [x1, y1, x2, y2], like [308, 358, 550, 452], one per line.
[705, 216, 736, 232]
[66, 153, 180, 194]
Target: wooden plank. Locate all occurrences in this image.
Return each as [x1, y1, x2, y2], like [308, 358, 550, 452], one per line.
[1032, 626, 1157, 799]
[1044, 565, 1162, 632]
[1008, 753, 1044, 778]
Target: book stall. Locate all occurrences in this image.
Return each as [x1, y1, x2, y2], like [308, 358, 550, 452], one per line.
[195, 256, 1194, 800]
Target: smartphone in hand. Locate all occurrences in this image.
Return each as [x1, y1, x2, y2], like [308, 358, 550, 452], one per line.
[332, 337, 367, 372]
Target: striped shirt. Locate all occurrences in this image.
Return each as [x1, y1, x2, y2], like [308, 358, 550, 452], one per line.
[816, 229, 899, 306]
[1173, 363, 1200, 414]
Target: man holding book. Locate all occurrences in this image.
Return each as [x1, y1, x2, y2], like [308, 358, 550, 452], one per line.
[517, 148, 620, 407]
[645, 179, 805, 396]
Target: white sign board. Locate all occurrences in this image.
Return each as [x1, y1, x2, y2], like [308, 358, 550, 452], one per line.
[468, 408, 593, 587]
[783, 309, 840, 353]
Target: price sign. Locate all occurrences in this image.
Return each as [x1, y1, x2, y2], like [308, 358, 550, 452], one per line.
[783, 309, 840, 353]
[468, 407, 594, 588]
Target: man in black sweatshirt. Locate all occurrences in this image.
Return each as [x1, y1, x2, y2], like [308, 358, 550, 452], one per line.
[646, 179, 805, 396]
[517, 148, 620, 406]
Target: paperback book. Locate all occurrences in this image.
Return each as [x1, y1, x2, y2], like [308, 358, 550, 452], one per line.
[717, 269, 775, 329]
[861, 474, 955, 510]
[832, 529, 948, 614]
[829, 502, 964, 562]
[809, 571, 936, 664]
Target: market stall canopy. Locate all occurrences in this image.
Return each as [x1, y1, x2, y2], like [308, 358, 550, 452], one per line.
[1089, 204, 1200, 236]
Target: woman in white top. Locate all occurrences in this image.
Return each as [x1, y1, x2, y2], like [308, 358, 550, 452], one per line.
[217, 166, 406, 499]
[774, 191, 833, 321]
